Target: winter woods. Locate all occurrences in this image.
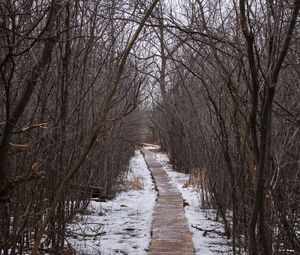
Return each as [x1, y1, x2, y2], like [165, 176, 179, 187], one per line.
[151, 0, 300, 254]
[0, 0, 159, 253]
[0, 0, 299, 254]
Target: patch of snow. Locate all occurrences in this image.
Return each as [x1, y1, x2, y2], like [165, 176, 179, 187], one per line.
[142, 143, 160, 150]
[67, 151, 156, 255]
[154, 152, 232, 255]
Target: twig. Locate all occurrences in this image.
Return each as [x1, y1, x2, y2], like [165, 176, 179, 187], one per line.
[191, 224, 220, 237]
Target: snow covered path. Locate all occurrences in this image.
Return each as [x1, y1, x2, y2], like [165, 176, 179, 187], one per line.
[142, 149, 194, 255]
[68, 147, 232, 254]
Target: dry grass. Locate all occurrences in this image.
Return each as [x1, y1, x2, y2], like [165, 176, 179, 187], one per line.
[183, 168, 206, 188]
[123, 176, 144, 191]
[129, 176, 144, 190]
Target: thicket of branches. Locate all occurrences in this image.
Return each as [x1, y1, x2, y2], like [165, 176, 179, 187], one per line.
[1, 0, 299, 254]
[151, 0, 300, 254]
[0, 0, 159, 254]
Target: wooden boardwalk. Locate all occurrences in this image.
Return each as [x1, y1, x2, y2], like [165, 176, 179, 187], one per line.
[143, 149, 194, 255]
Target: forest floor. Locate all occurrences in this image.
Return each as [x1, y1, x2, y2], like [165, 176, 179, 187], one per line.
[67, 146, 232, 254]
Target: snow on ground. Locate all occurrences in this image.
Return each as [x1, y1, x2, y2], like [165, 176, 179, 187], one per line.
[67, 147, 232, 255]
[67, 151, 156, 255]
[142, 144, 160, 150]
[154, 152, 232, 255]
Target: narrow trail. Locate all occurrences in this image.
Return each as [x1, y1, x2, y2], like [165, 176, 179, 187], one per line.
[142, 148, 194, 255]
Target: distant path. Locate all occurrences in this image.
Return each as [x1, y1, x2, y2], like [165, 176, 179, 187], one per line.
[142, 148, 194, 255]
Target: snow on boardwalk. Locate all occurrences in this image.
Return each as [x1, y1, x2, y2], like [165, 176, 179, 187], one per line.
[142, 149, 195, 255]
